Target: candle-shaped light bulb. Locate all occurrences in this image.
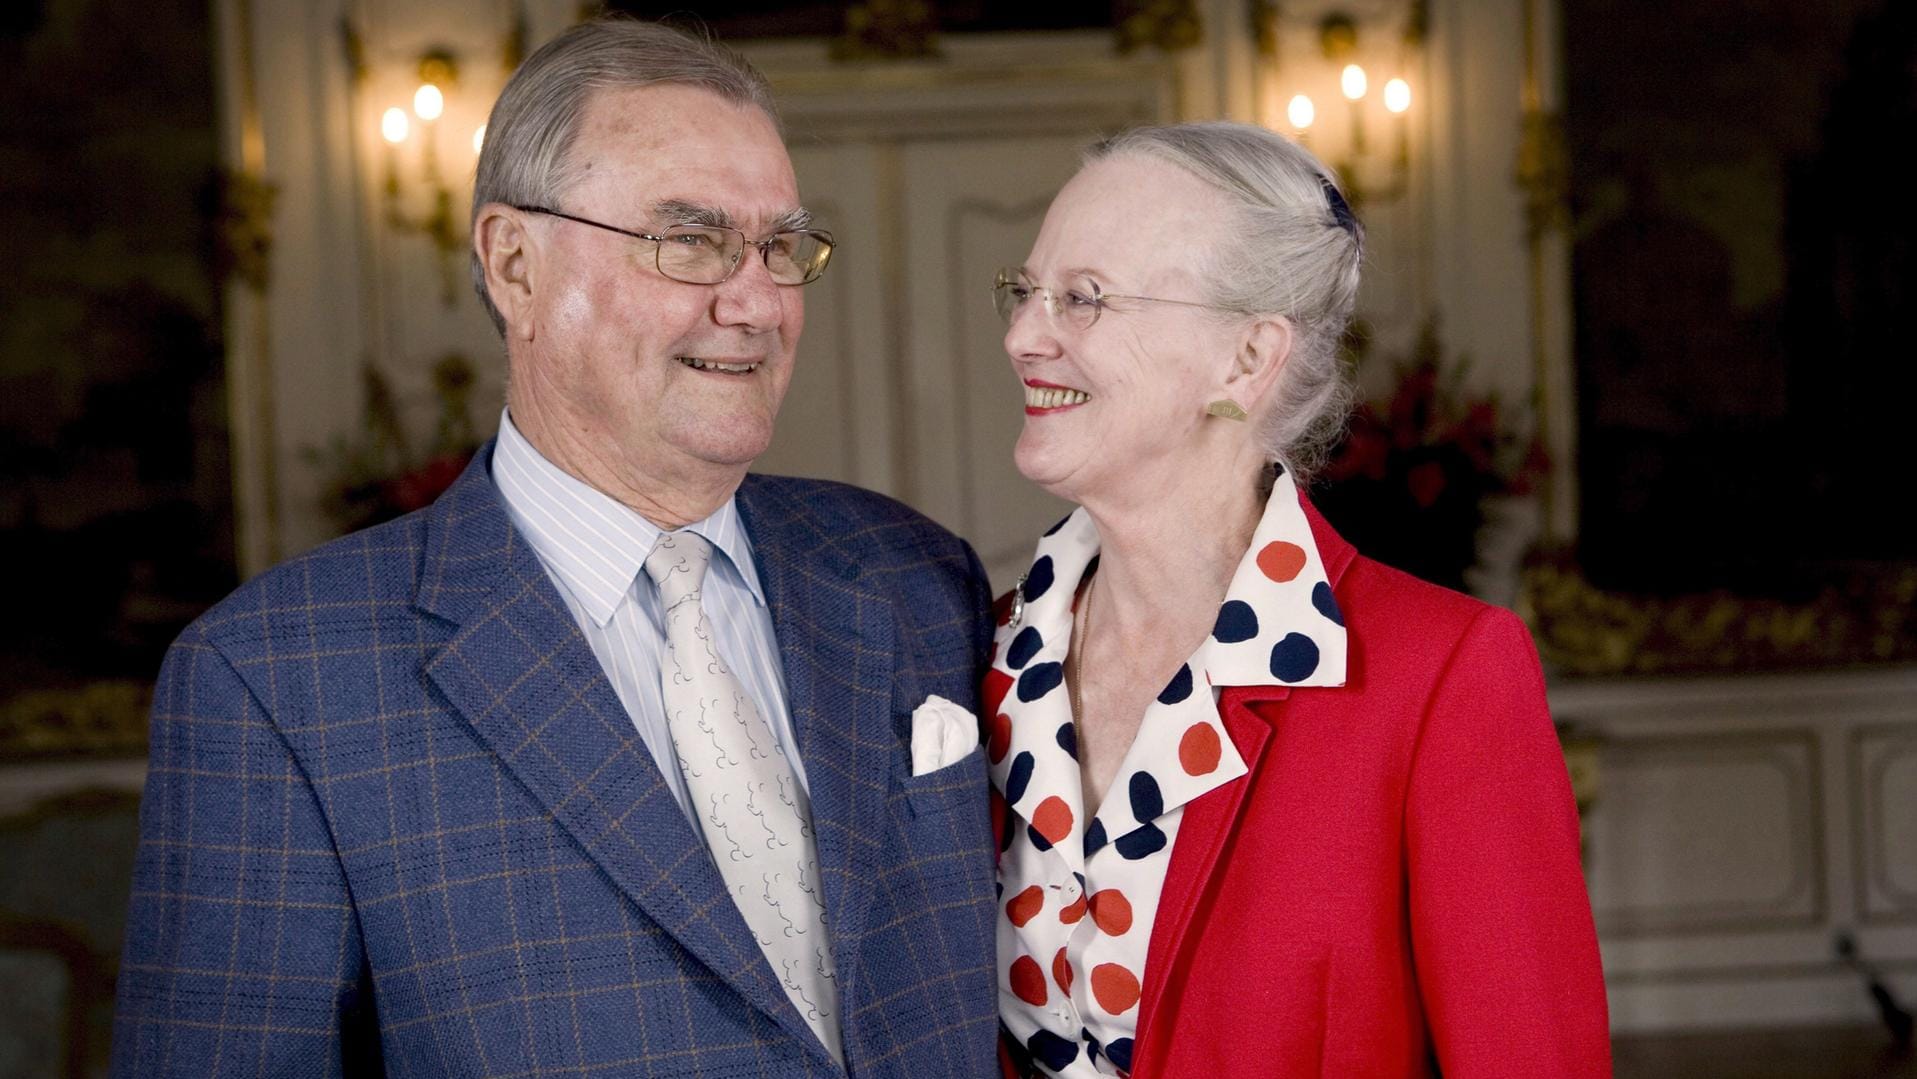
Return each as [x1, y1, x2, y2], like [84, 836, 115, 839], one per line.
[381, 107, 410, 144]
[1287, 94, 1316, 131]
[413, 83, 445, 122]
[473, 124, 486, 154]
[1341, 64, 1368, 101]
[1384, 78, 1412, 114]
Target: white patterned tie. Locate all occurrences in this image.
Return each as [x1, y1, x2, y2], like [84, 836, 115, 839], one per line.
[643, 531, 843, 1063]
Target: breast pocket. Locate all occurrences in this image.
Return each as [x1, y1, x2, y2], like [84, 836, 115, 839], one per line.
[894, 743, 988, 819]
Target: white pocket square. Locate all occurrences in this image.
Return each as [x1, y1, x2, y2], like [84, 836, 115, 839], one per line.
[910, 694, 979, 776]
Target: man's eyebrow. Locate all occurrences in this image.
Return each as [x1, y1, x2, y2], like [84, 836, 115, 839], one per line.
[652, 199, 814, 233]
[770, 207, 814, 232]
[653, 199, 733, 228]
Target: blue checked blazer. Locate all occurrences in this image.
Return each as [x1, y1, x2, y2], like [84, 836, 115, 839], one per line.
[112, 446, 999, 1077]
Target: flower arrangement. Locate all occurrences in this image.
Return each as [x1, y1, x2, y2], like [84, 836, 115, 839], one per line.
[307, 353, 480, 534]
[1312, 319, 1549, 593]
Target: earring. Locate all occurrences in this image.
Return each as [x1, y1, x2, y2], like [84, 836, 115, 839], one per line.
[1206, 399, 1249, 422]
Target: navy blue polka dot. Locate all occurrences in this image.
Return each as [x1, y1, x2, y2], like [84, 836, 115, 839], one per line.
[1128, 771, 1163, 822]
[1083, 1029, 1104, 1062]
[1028, 1029, 1080, 1070]
[1213, 599, 1259, 643]
[994, 880, 1003, 899]
[1007, 626, 1044, 669]
[1157, 664, 1193, 704]
[1312, 581, 1344, 626]
[1023, 556, 1056, 602]
[1017, 661, 1064, 702]
[1055, 721, 1078, 759]
[1106, 1037, 1135, 1070]
[1027, 823, 1054, 851]
[1044, 513, 1072, 537]
[1083, 817, 1108, 857]
[1114, 823, 1167, 860]
[1005, 751, 1035, 804]
[1269, 632, 1321, 682]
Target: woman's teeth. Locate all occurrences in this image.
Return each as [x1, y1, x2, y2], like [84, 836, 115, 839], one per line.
[678, 356, 759, 374]
[1025, 385, 1090, 409]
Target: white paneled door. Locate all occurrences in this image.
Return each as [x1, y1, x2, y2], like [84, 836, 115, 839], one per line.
[747, 36, 1175, 592]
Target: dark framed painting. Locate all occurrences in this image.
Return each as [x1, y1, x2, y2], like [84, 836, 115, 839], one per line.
[600, 0, 1118, 40]
[1551, 0, 1915, 671]
[0, 0, 233, 759]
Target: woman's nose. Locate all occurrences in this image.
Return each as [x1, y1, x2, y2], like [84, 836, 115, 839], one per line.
[1003, 298, 1062, 364]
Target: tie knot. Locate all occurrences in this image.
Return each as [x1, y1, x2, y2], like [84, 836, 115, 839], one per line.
[643, 530, 714, 606]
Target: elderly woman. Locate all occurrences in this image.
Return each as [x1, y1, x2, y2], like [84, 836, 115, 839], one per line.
[984, 122, 1610, 1078]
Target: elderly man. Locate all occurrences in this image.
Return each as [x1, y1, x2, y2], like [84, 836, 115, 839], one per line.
[111, 19, 996, 1078]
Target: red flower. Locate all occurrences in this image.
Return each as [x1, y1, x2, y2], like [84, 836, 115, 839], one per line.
[1407, 460, 1448, 508]
[382, 451, 473, 513]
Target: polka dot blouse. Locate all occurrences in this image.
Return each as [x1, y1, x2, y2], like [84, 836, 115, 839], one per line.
[987, 470, 1349, 1077]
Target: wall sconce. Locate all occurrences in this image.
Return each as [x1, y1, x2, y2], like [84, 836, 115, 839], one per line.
[377, 49, 480, 305]
[1271, 10, 1421, 210]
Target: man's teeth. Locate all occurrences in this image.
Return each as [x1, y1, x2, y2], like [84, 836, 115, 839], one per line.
[1025, 385, 1091, 409]
[678, 356, 759, 373]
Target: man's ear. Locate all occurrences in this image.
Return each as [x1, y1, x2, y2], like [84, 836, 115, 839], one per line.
[475, 203, 537, 341]
[1225, 315, 1295, 413]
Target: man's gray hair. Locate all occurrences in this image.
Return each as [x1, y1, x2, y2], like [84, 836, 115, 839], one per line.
[1085, 122, 1364, 483]
[470, 17, 778, 335]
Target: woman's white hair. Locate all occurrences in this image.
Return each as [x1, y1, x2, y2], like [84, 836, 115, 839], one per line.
[1084, 122, 1364, 482]
[469, 17, 777, 335]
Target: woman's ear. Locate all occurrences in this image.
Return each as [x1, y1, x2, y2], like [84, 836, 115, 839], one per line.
[474, 204, 537, 341]
[1225, 315, 1295, 412]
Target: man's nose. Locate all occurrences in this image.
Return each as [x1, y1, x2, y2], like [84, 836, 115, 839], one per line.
[712, 249, 784, 332]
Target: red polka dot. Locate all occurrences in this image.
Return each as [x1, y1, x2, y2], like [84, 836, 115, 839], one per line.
[1005, 885, 1044, 927]
[1009, 955, 1047, 1006]
[987, 712, 1012, 763]
[1091, 963, 1141, 1014]
[1059, 892, 1087, 924]
[1052, 947, 1073, 992]
[983, 669, 1014, 719]
[1089, 889, 1133, 935]
[1257, 541, 1308, 583]
[1032, 796, 1074, 844]
[1179, 723, 1222, 776]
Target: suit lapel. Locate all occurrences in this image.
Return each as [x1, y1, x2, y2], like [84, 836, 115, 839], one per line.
[736, 476, 900, 1009]
[415, 450, 833, 1064]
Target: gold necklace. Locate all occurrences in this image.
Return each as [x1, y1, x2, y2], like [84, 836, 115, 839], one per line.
[1068, 571, 1095, 722]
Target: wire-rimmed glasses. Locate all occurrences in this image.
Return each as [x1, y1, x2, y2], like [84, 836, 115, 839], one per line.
[992, 267, 1236, 330]
[515, 205, 835, 286]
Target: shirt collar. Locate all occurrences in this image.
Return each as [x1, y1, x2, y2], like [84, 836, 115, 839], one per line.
[491, 408, 767, 627]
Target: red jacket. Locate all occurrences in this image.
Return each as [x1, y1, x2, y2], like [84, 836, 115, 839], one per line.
[1004, 504, 1610, 1077]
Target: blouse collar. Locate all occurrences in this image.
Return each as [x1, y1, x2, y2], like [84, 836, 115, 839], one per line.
[985, 468, 1349, 877]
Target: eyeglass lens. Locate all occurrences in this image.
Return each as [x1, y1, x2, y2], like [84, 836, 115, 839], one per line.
[992, 272, 1100, 330]
[657, 225, 832, 286]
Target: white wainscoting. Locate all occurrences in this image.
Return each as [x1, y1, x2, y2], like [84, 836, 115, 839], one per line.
[1553, 666, 1917, 1032]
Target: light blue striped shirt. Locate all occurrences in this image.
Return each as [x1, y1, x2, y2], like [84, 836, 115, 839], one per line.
[490, 409, 807, 823]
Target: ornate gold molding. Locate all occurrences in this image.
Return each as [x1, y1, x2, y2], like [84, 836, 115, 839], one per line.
[832, 0, 941, 62]
[0, 681, 151, 761]
[1116, 0, 1203, 54]
[215, 169, 279, 294]
[1521, 556, 1917, 677]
